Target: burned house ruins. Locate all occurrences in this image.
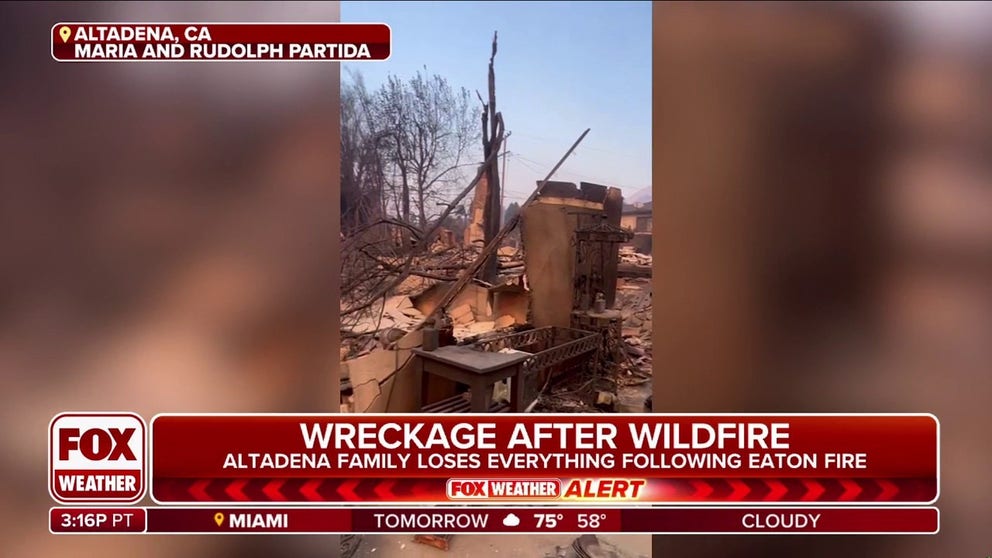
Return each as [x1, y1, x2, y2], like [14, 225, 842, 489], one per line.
[340, 177, 652, 417]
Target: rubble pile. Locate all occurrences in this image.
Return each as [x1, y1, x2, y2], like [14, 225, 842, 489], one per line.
[340, 244, 525, 359]
[447, 303, 518, 339]
[535, 277, 652, 413]
[340, 289, 522, 361]
[340, 183, 652, 418]
[617, 246, 651, 278]
[358, 242, 525, 301]
[342, 295, 425, 336]
[613, 277, 653, 412]
[616, 277, 652, 374]
[619, 245, 652, 266]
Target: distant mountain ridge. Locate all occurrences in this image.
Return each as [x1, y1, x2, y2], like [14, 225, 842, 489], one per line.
[627, 186, 652, 204]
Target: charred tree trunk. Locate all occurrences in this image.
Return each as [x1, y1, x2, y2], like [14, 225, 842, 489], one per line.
[479, 31, 503, 283]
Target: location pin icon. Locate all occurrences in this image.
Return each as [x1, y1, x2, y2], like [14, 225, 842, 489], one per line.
[214, 513, 224, 526]
[59, 26, 71, 43]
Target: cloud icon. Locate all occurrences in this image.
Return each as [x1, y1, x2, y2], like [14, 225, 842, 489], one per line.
[502, 513, 521, 527]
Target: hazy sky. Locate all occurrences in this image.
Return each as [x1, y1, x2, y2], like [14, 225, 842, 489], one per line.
[342, 1, 652, 203]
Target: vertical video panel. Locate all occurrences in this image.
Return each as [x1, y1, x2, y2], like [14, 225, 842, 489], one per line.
[338, 2, 651, 556]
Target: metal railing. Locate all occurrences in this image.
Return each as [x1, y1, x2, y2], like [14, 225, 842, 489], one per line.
[471, 326, 599, 376]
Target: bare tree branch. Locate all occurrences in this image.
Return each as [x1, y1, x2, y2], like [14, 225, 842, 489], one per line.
[342, 132, 509, 318]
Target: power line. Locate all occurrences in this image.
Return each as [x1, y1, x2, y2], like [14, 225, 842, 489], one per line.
[507, 152, 650, 194]
[512, 154, 627, 189]
[510, 130, 648, 161]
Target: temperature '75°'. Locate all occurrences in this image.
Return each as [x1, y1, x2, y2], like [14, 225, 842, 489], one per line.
[534, 513, 564, 529]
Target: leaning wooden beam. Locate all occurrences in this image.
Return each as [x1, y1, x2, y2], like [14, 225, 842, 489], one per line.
[399, 128, 592, 339]
[426, 128, 591, 319]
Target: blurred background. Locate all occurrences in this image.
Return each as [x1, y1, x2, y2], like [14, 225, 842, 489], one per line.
[0, 2, 340, 557]
[652, 2, 991, 556]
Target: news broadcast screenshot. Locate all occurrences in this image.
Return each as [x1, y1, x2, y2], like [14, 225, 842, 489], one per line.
[2, 1, 989, 557]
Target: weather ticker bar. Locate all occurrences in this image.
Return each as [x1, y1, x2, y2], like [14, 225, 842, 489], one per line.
[50, 506, 938, 535]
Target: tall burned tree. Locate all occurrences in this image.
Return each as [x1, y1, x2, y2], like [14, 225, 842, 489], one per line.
[375, 71, 477, 230]
[478, 32, 505, 283]
[341, 68, 479, 245]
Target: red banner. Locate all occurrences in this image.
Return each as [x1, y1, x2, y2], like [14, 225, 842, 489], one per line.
[50, 506, 938, 534]
[150, 414, 938, 504]
[51, 23, 391, 61]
